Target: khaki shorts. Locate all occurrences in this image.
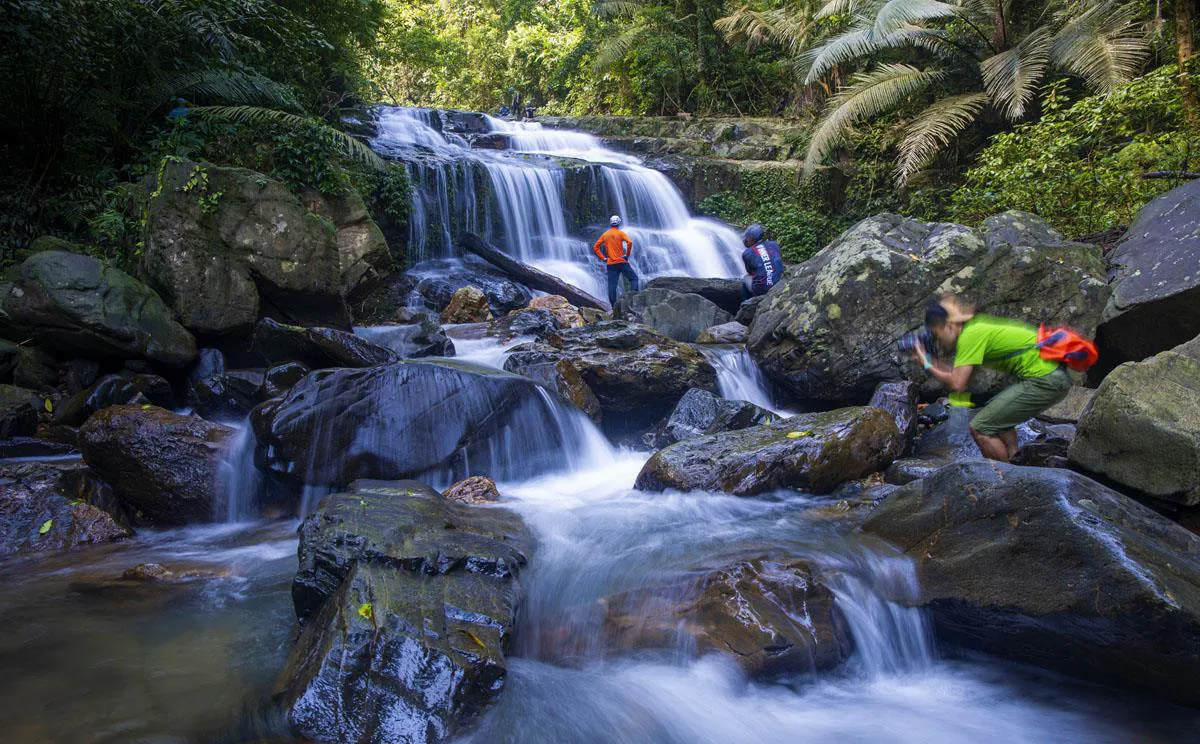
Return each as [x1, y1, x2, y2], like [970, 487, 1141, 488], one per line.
[971, 367, 1072, 436]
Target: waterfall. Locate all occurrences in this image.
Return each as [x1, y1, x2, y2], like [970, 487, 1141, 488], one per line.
[701, 346, 792, 415]
[214, 419, 262, 523]
[370, 107, 745, 298]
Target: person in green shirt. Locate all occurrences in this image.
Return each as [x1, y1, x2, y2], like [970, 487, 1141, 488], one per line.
[912, 295, 1072, 461]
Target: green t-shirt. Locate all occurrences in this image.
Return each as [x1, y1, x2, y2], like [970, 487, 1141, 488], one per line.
[953, 314, 1060, 379]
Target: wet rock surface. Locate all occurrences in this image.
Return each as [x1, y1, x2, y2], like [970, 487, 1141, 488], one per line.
[79, 405, 234, 525]
[637, 406, 903, 496]
[442, 476, 501, 505]
[748, 212, 1108, 403]
[0, 384, 41, 438]
[868, 381, 918, 450]
[441, 285, 494, 324]
[262, 362, 311, 399]
[662, 387, 775, 444]
[251, 317, 397, 369]
[614, 288, 732, 343]
[0, 460, 131, 555]
[863, 461, 1200, 707]
[55, 372, 175, 427]
[644, 276, 745, 315]
[695, 321, 748, 344]
[191, 369, 266, 420]
[276, 480, 530, 744]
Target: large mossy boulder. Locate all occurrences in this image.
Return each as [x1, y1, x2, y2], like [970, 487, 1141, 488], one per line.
[614, 288, 732, 343]
[636, 406, 903, 496]
[1, 249, 196, 367]
[748, 212, 1108, 403]
[1068, 336, 1200, 505]
[253, 360, 593, 492]
[0, 461, 131, 555]
[1097, 179, 1200, 370]
[141, 158, 352, 335]
[604, 557, 851, 678]
[79, 405, 234, 524]
[862, 461, 1200, 707]
[301, 187, 394, 301]
[503, 321, 717, 435]
[275, 480, 530, 744]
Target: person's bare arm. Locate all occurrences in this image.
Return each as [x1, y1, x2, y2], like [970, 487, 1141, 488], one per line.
[915, 346, 972, 392]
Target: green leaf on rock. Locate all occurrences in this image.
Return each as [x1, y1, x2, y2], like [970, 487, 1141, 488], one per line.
[39, 519, 53, 534]
[43, 399, 53, 412]
[357, 602, 374, 623]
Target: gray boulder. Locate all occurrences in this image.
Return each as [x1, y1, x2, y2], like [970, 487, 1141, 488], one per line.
[863, 461, 1200, 707]
[2, 250, 196, 367]
[748, 212, 1109, 403]
[275, 480, 530, 744]
[0, 461, 131, 555]
[302, 187, 394, 301]
[614, 288, 732, 342]
[1097, 179, 1200, 369]
[1069, 336, 1200, 505]
[696, 321, 748, 344]
[636, 406, 903, 496]
[663, 388, 775, 444]
[645, 276, 745, 314]
[868, 381, 918, 449]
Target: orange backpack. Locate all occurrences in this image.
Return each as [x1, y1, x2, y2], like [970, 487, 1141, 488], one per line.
[1034, 325, 1099, 373]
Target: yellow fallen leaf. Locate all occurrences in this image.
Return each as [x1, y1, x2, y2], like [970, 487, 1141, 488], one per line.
[39, 519, 53, 535]
[357, 602, 374, 623]
[461, 629, 487, 649]
[786, 430, 813, 439]
[43, 399, 53, 413]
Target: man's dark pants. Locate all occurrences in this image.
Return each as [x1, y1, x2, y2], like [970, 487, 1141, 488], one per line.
[606, 262, 639, 305]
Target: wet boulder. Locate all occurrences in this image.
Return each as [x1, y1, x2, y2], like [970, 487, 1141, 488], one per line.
[191, 369, 265, 421]
[614, 288, 732, 343]
[442, 476, 501, 505]
[301, 186, 394, 301]
[504, 321, 717, 435]
[748, 212, 1109, 403]
[696, 321, 748, 344]
[0, 461, 131, 555]
[862, 461, 1200, 707]
[251, 317, 397, 369]
[636, 406, 903, 496]
[356, 316, 455, 358]
[413, 265, 532, 317]
[662, 388, 775, 444]
[488, 308, 558, 342]
[54, 372, 175, 427]
[645, 276, 745, 315]
[528, 295, 584, 329]
[503, 356, 601, 421]
[262, 362, 310, 399]
[78, 405, 234, 524]
[441, 285, 494, 324]
[1068, 337, 1200, 505]
[0, 384, 41, 438]
[868, 381, 918, 450]
[1097, 179, 1200, 370]
[275, 480, 530, 744]
[605, 558, 851, 678]
[1, 249, 196, 367]
[141, 158, 351, 334]
[253, 360, 595, 492]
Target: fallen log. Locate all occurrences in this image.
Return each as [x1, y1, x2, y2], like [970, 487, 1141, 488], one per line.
[462, 233, 611, 312]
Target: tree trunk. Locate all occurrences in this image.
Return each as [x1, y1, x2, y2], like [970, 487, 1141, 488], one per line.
[992, 0, 1008, 51]
[1179, 0, 1199, 124]
[462, 234, 611, 312]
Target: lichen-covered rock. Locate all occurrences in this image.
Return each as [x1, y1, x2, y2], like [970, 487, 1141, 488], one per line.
[862, 461, 1200, 707]
[141, 159, 351, 334]
[251, 317, 397, 369]
[302, 187, 394, 301]
[663, 388, 774, 444]
[748, 212, 1109, 403]
[2, 249, 196, 367]
[695, 321, 748, 344]
[79, 405, 234, 524]
[0, 384, 40, 438]
[636, 406, 903, 496]
[528, 295, 584, 329]
[504, 321, 717, 435]
[441, 286, 494, 324]
[0, 461, 131, 555]
[275, 480, 530, 744]
[614, 288, 732, 343]
[1068, 337, 1200, 505]
[442, 476, 501, 505]
[1097, 179, 1200, 369]
[604, 558, 851, 678]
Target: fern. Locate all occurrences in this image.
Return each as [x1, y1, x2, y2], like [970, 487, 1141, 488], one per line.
[166, 70, 300, 110]
[188, 106, 386, 171]
[872, 0, 959, 37]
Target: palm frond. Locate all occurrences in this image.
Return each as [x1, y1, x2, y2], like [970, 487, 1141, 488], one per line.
[815, 0, 866, 20]
[188, 106, 385, 171]
[895, 92, 989, 183]
[803, 63, 945, 176]
[715, 6, 816, 55]
[593, 23, 649, 73]
[1051, 4, 1148, 93]
[804, 23, 957, 83]
[595, 1, 650, 19]
[872, 0, 959, 37]
[167, 70, 300, 110]
[981, 28, 1051, 120]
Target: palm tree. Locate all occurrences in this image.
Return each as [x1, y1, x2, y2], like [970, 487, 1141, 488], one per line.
[719, 0, 1148, 184]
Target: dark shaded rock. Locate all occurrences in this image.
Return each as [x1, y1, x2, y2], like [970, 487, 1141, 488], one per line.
[0, 385, 40, 438]
[55, 373, 175, 427]
[0, 460, 132, 555]
[748, 212, 1108, 403]
[192, 369, 265, 420]
[356, 316, 455, 359]
[188, 347, 226, 383]
[1069, 338, 1200, 505]
[913, 407, 982, 460]
[868, 381, 918, 450]
[263, 362, 310, 399]
[605, 558, 851, 678]
[862, 461, 1200, 708]
[442, 476, 501, 505]
[441, 285, 493, 324]
[504, 321, 717, 435]
[2, 249, 196, 366]
[0, 339, 19, 383]
[0, 437, 78, 460]
[1097, 179, 1200, 370]
[79, 405, 234, 524]
[614, 288, 732, 343]
[663, 388, 774, 444]
[636, 406, 903, 496]
[645, 276, 745, 315]
[695, 321, 748, 344]
[275, 480, 530, 744]
[734, 295, 765, 326]
[62, 358, 100, 394]
[253, 360, 594, 492]
[13, 345, 60, 391]
[251, 317, 397, 369]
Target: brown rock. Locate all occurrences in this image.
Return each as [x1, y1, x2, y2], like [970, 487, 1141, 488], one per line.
[442, 476, 501, 505]
[441, 286, 494, 324]
[529, 295, 584, 329]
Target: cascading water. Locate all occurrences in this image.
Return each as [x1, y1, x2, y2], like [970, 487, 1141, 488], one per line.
[214, 420, 262, 522]
[702, 345, 793, 415]
[370, 108, 745, 299]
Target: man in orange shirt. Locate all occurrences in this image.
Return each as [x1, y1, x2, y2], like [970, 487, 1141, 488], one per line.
[593, 215, 640, 306]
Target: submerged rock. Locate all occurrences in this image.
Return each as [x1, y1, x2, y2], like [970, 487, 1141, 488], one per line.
[0, 461, 131, 555]
[863, 461, 1200, 707]
[275, 480, 530, 744]
[614, 288, 732, 342]
[251, 317, 397, 369]
[636, 406, 903, 496]
[662, 388, 775, 444]
[78, 405, 234, 524]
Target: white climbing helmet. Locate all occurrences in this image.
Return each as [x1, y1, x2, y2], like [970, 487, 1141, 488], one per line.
[610, 215, 622, 227]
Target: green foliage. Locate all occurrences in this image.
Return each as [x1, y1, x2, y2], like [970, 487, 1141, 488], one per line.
[950, 66, 1200, 237]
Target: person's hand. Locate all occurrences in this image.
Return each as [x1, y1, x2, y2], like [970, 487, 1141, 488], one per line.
[912, 342, 931, 371]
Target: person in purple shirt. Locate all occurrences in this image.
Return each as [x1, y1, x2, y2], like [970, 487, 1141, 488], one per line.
[739, 223, 784, 300]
